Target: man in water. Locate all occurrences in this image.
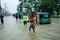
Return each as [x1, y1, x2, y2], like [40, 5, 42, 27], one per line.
[22, 14, 28, 25]
[0, 14, 4, 24]
[29, 12, 36, 32]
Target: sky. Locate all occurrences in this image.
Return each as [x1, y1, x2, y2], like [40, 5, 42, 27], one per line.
[1, 0, 19, 14]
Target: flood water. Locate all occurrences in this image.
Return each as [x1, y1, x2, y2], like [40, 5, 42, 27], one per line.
[0, 16, 60, 40]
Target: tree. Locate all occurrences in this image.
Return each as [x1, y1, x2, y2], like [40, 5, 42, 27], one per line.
[17, 0, 60, 17]
[17, 2, 23, 12]
[17, 0, 27, 12]
[17, 0, 41, 12]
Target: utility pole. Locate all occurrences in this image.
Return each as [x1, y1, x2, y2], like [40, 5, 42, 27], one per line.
[4, 3, 6, 16]
[0, 0, 1, 13]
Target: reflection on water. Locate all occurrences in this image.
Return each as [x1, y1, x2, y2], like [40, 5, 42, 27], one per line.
[0, 16, 60, 40]
[0, 24, 4, 31]
[28, 32, 37, 40]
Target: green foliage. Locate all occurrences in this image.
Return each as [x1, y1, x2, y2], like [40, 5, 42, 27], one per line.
[17, 0, 60, 16]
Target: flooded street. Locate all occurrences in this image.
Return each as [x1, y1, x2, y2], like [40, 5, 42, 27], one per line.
[0, 16, 60, 40]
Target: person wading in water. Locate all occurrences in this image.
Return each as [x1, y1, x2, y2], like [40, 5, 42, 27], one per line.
[29, 12, 36, 32]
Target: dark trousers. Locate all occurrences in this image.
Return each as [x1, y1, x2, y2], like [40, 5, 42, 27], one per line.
[1, 19, 4, 23]
[16, 16, 18, 20]
[23, 21, 27, 25]
[29, 24, 35, 32]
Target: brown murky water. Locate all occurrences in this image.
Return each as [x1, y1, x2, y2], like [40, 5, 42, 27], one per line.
[0, 16, 60, 40]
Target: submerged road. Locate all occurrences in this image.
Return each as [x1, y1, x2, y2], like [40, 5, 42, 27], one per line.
[0, 16, 60, 40]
